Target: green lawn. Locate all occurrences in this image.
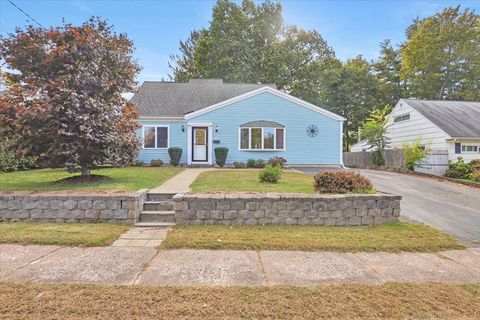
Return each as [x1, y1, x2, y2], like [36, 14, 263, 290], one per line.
[0, 167, 183, 192]
[161, 223, 465, 252]
[191, 169, 315, 193]
[2, 282, 479, 319]
[0, 222, 129, 246]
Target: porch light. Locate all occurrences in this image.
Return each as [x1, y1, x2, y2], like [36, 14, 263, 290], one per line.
[215, 125, 219, 133]
[181, 125, 185, 132]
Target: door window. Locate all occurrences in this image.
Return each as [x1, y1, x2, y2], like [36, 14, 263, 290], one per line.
[195, 129, 206, 145]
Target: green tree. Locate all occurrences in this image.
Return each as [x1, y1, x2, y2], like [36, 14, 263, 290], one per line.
[169, 30, 203, 82]
[0, 18, 141, 176]
[373, 39, 409, 107]
[360, 106, 391, 166]
[401, 6, 480, 100]
[174, 0, 283, 83]
[169, 0, 335, 90]
[324, 56, 383, 151]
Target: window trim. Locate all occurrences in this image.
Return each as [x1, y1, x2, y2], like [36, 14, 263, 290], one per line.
[238, 127, 286, 151]
[461, 144, 479, 154]
[142, 125, 170, 149]
[393, 113, 410, 123]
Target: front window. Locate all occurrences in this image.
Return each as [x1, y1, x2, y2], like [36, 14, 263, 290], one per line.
[461, 144, 479, 153]
[143, 126, 169, 149]
[144, 127, 156, 148]
[240, 128, 249, 149]
[239, 127, 285, 151]
[263, 128, 275, 149]
[251, 128, 262, 149]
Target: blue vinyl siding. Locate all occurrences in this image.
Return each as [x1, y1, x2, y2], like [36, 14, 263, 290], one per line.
[136, 121, 187, 164]
[189, 91, 341, 165]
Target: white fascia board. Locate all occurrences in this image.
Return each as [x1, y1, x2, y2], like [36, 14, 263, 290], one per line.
[184, 86, 346, 122]
[139, 116, 185, 122]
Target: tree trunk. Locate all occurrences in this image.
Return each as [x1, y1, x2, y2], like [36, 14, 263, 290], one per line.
[81, 166, 91, 177]
[345, 129, 350, 152]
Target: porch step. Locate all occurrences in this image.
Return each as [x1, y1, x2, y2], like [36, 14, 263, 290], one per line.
[138, 210, 175, 223]
[134, 222, 176, 227]
[143, 201, 174, 211]
[147, 193, 176, 201]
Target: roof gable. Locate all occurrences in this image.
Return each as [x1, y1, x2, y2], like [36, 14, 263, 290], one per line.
[185, 86, 345, 121]
[401, 99, 480, 138]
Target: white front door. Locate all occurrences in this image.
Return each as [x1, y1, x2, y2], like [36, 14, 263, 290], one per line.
[192, 127, 208, 162]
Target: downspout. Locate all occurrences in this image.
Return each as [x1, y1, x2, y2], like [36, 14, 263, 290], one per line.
[340, 120, 345, 169]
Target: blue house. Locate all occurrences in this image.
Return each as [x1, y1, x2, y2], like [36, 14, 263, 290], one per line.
[131, 79, 345, 166]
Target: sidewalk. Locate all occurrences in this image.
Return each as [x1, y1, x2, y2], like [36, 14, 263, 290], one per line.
[1, 245, 480, 286]
[149, 168, 213, 193]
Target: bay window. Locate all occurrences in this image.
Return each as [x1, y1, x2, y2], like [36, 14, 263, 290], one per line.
[239, 121, 285, 151]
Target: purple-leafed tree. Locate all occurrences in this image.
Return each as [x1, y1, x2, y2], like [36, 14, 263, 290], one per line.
[0, 17, 141, 177]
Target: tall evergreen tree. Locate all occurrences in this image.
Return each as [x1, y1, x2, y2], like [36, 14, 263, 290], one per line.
[373, 39, 409, 107]
[323, 56, 383, 151]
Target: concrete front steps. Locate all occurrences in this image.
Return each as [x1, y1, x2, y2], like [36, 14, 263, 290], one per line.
[135, 193, 176, 227]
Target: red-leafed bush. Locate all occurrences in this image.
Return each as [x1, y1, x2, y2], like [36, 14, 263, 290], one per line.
[267, 156, 287, 168]
[313, 171, 374, 194]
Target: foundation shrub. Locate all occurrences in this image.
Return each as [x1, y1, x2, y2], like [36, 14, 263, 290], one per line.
[314, 171, 374, 194]
[258, 164, 282, 183]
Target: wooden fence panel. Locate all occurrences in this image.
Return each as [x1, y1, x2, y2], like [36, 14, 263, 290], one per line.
[343, 149, 405, 168]
[414, 150, 449, 176]
[343, 149, 449, 176]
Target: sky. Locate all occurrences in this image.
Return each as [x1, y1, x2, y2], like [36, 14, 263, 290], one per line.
[1, 0, 479, 84]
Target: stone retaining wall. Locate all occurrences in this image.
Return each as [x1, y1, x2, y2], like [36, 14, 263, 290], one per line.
[173, 193, 401, 226]
[0, 190, 147, 224]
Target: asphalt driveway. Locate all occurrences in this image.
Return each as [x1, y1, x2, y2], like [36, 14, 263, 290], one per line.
[295, 167, 480, 246]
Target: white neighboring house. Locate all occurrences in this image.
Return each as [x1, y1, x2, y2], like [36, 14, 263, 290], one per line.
[351, 99, 480, 163]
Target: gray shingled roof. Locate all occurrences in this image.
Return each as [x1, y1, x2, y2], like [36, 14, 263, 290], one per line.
[131, 79, 276, 117]
[404, 99, 480, 138]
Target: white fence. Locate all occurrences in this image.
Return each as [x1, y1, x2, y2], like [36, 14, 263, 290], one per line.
[414, 150, 449, 176]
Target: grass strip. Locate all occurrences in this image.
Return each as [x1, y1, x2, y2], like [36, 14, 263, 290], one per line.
[161, 223, 465, 252]
[0, 222, 129, 246]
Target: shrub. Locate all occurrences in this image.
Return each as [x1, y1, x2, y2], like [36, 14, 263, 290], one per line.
[247, 159, 256, 168]
[254, 159, 266, 168]
[0, 137, 37, 172]
[168, 147, 182, 166]
[150, 159, 163, 167]
[233, 161, 246, 168]
[134, 160, 145, 167]
[267, 156, 287, 168]
[471, 172, 480, 182]
[258, 164, 282, 183]
[402, 138, 430, 170]
[445, 157, 471, 179]
[470, 158, 480, 173]
[313, 171, 374, 194]
[371, 150, 385, 166]
[214, 147, 229, 167]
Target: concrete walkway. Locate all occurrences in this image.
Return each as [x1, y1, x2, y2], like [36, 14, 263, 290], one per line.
[150, 168, 213, 193]
[1, 245, 480, 286]
[111, 227, 170, 247]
